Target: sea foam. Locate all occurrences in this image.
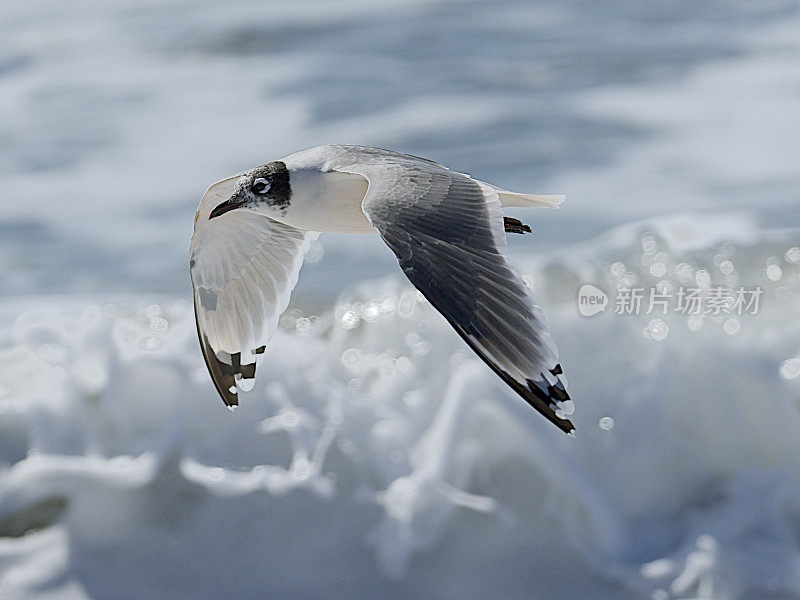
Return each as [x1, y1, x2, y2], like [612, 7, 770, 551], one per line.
[1, 216, 798, 599]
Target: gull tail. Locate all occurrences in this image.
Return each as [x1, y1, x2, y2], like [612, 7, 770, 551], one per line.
[478, 181, 565, 209]
[496, 190, 565, 209]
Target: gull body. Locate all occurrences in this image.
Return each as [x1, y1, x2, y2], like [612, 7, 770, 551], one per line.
[191, 145, 575, 433]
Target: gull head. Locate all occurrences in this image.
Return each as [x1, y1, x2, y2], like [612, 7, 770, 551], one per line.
[208, 161, 292, 220]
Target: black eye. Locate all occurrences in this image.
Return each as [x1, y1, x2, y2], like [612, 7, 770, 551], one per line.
[251, 178, 270, 194]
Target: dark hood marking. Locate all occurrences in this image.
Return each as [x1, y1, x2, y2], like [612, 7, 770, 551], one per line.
[209, 161, 292, 219]
[252, 160, 291, 210]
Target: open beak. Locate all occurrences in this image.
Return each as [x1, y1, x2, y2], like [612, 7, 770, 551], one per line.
[209, 193, 246, 219]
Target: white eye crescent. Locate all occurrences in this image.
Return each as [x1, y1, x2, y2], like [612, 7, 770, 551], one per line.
[251, 178, 271, 195]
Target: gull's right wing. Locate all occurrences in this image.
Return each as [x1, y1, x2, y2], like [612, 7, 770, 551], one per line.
[190, 176, 316, 406]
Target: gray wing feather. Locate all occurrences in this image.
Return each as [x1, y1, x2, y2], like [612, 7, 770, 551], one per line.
[327, 148, 574, 433]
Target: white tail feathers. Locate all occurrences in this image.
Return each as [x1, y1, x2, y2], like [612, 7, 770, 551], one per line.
[496, 191, 566, 209]
[477, 181, 566, 209]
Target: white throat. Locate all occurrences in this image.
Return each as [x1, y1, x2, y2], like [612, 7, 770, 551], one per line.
[266, 167, 373, 234]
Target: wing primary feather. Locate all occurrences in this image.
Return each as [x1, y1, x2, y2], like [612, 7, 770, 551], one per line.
[193, 292, 238, 406]
[441, 305, 574, 433]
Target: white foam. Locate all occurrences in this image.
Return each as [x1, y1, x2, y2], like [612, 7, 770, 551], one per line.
[0, 216, 799, 598]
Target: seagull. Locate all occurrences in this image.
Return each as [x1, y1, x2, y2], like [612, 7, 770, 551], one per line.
[190, 145, 574, 433]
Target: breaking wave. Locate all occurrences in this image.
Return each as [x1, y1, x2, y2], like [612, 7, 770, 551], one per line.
[1, 215, 799, 599]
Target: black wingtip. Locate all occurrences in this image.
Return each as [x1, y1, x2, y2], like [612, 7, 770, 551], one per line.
[443, 319, 575, 434]
[193, 299, 239, 408]
[527, 379, 574, 433]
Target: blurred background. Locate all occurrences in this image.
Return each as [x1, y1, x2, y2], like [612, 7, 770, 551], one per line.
[1, 1, 799, 598]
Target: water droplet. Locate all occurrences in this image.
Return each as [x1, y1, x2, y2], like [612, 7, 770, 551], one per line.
[341, 348, 360, 367]
[363, 302, 381, 321]
[150, 316, 169, 334]
[646, 318, 669, 341]
[695, 269, 711, 287]
[599, 416, 615, 431]
[675, 263, 694, 283]
[381, 297, 397, 313]
[655, 279, 673, 294]
[785, 247, 800, 263]
[719, 260, 735, 275]
[723, 318, 740, 335]
[339, 310, 359, 329]
[295, 317, 311, 333]
[766, 264, 782, 281]
[780, 358, 800, 380]
[641, 234, 658, 255]
[395, 356, 413, 374]
[282, 411, 299, 429]
[609, 262, 626, 278]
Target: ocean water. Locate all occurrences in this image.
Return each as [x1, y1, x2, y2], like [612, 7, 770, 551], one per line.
[1, 1, 800, 598]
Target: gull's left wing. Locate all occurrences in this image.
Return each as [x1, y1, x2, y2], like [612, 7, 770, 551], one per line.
[325, 146, 574, 433]
[190, 175, 316, 406]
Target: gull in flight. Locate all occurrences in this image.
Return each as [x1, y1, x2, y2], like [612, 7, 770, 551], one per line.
[190, 145, 574, 433]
